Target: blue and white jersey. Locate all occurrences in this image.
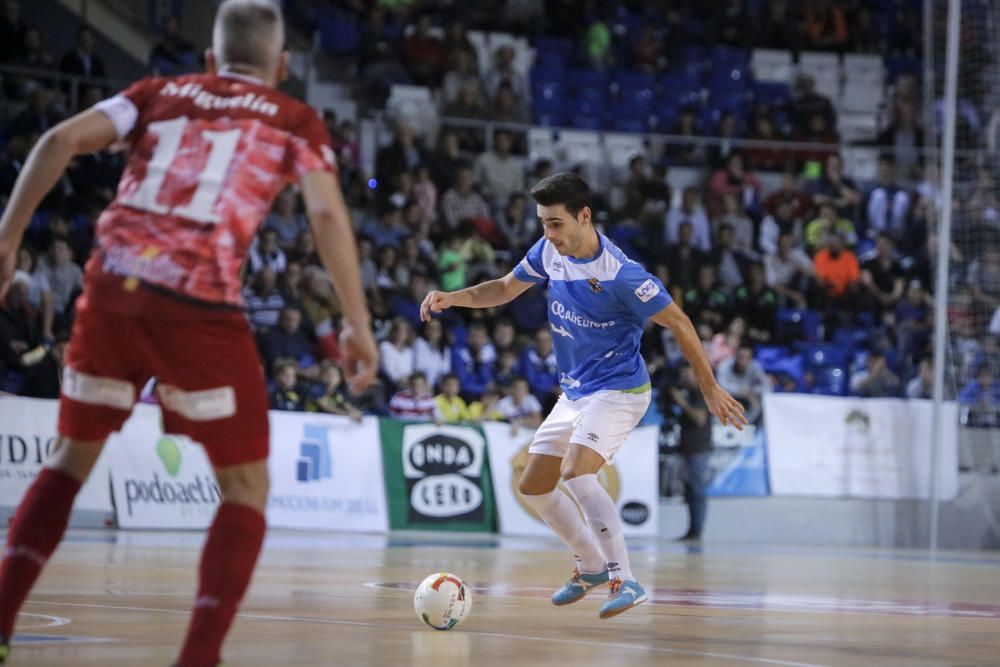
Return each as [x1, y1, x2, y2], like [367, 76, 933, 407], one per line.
[512, 233, 672, 399]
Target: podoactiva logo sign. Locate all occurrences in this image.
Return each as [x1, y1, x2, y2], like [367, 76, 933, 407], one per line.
[121, 435, 221, 520]
[402, 426, 486, 522]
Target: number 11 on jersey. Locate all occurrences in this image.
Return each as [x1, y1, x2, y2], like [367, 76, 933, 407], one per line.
[122, 116, 242, 224]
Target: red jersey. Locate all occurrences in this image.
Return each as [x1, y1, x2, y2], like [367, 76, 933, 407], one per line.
[84, 72, 335, 310]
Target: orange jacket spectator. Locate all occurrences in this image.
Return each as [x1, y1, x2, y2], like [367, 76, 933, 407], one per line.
[804, 2, 849, 50]
[814, 241, 860, 297]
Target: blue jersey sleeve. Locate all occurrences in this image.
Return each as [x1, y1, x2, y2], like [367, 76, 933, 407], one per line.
[512, 237, 548, 284]
[613, 261, 673, 319]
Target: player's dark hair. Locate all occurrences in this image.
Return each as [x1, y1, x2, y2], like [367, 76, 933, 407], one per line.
[530, 172, 592, 217]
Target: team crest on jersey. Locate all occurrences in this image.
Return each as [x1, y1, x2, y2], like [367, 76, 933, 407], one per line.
[587, 278, 603, 293]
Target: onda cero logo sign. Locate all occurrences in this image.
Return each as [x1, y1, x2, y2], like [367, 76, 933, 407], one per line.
[402, 427, 485, 523]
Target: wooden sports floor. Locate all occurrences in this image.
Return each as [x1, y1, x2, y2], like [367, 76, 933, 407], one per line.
[9, 529, 1000, 666]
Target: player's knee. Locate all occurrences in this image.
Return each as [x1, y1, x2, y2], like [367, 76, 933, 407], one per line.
[517, 477, 550, 496]
[214, 460, 270, 511]
[45, 436, 106, 483]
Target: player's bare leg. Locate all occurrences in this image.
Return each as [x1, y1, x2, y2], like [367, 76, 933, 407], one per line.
[562, 444, 648, 618]
[518, 453, 609, 605]
[174, 459, 269, 667]
[0, 436, 106, 662]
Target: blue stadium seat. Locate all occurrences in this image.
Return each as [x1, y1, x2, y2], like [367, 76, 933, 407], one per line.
[777, 308, 821, 342]
[569, 114, 605, 130]
[534, 110, 564, 128]
[659, 72, 703, 92]
[797, 342, 849, 370]
[616, 70, 656, 90]
[755, 345, 791, 370]
[710, 46, 750, 66]
[812, 366, 849, 396]
[319, 12, 360, 55]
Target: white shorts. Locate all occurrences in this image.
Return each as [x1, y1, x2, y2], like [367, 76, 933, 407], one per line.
[528, 389, 652, 462]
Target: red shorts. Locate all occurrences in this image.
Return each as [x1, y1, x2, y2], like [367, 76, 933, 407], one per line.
[58, 285, 269, 468]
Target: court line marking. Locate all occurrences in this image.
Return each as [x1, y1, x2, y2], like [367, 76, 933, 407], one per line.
[17, 613, 71, 629]
[28, 600, 835, 667]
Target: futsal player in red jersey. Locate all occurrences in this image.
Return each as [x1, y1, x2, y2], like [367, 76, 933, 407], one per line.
[0, 1, 378, 664]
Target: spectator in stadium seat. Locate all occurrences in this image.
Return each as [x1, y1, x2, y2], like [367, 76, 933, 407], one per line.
[374, 244, 402, 294]
[442, 49, 483, 106]
[666, 187, 712, 253]
[755, 0, 802, 52]
[8, 86, 62, 139]
[708, 152, 763, 220]
[357, 8, 410, 100]
[402, 13, 448, 86]
[804, 0, 849, 51]
[684, 265, 730, 330]
[363, 199, 408, 250]
[451, 321, 496, 399]
[389, 371, 437, 420]
[390, 271, 428, 329]
[969, 248, 1000, 324]
[13, 24, 53, 73]
[357, 236, 378, 294]
[866, 157, 912, 240]
[861, 233, 905, 319]
[765, 233, 814, 309]
[584, 12, 613, 70]
[707, 112, 741, 170]
[794, 112, 840, 166]
[813, 231, 860, 303]
[763, 171, 812, 223]
[805, 203, 857, 253]
[709, 223, 753, 290]
[522, 327, 559, 406]
[16, 244, 53, 340]
[376, 121, 430, 189]
[243, 266, 286, 330]
[850, 352, 901, 398]
[380, 316, 416, 390]
[497, 376, 543, 431]
[706, 317, 745, 368]
[759, 199, 803, 257]
[878, 101, 923, 181]
[278, 259, 303, 304]
[474, 130, 523, 208]
[426, 130, 464, 193]
[247, 227, 287, 275]
[668, 365, 714, 542]
[488, 81, 531, 125]
[733, 264, 777, 344]
[959, 365, 1000, 428]
[436, 230, 467, 292]
[493, 349, 520, 389]
[711, 0, 751, 47]
[298, 267, 342, 361]
[664, 107, 707, 166]
[434, 373, 472, 423]
[414, 318, 451, 391]
[664, 222, 707, 292]
[745, 112, 791, 172]
[456, 221, 498, 283]
[497, 193, 538, 253]
[809, 154, 861, 221]
[0, 0, 26, 64]
[441, 164, 491, 229]
[269, 359, 307, 412]
[0, 135, 29, 199]
[906, 358, 935, 400]
[312, 362, 363, 421]
[21, 331, 67, 399]
[717, 343, 771, 423]
[468, 387, 503, 421]
[443, 18, 477, 64]
[258, 307, 314, 377]
[790, 74, 836, 136]
[264, 187, 309, 251]
[58, 26, 106, 90]
[895, 280, 933, 370]
[35, 237, 82, 321]
[149, 15, 196, 76]
[484, 44, 529, 106]
[633, 24, 665, 74]
[717, 195, 756, 255]
[0, 273, 43, 378]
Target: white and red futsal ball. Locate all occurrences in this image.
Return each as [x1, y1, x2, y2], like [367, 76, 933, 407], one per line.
[414, 572, 472, 630]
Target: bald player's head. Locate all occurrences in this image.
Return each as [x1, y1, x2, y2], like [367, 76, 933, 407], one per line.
[211, 0, 286, 83]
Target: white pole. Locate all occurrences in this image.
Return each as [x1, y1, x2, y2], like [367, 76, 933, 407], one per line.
[929, 0, 962, 553]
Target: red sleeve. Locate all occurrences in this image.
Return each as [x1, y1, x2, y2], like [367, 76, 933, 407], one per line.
[286, 105, 338, 180]
[118, 78, 164, 142]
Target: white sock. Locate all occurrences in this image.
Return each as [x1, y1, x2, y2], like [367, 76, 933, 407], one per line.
[564, 474, 635, 583]
[520, 489, 606, 573]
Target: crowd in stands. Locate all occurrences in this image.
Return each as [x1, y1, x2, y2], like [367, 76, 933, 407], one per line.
[1, 0, 998, 432]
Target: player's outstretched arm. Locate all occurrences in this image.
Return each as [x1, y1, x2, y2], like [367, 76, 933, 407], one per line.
[651, 302, 748, 430]
[300, 170, 378, 394]
[419, 272, 533, 322]
[0, 109, 119, 298]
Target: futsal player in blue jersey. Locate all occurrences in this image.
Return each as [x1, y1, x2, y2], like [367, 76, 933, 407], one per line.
[420, 173, 747, 618]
